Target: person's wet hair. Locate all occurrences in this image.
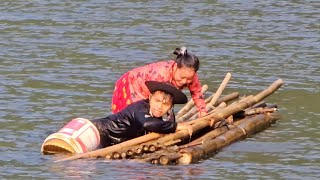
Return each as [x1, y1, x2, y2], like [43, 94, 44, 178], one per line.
[173, 47, 200, 72]
[150, 91, 173, 104]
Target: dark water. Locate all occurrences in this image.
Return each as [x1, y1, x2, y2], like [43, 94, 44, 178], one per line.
[0, 1, 319, 179]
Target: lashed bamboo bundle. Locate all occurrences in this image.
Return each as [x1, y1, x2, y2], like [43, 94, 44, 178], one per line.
[177, 73, 232, 122]
[56, 78, 283, 164]
[177, 112, 280, 164]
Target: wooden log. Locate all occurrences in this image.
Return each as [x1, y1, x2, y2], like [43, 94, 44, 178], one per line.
[156, 79, 283, 148]
[214, 92, 240, 105]
[112, 152, 120, 159]
[147, 142, 161, 152]
[177, 112, 280, 164]
[148, 145, 157, 152]
[159, 154, 183, 165]
[176, 84, 208, 119]
[178, 141, 203, 149]
[178, 146, 206, 165]
[245, 107, 277, 116]
[238, 112, 280, 135]
[126, 149, 135, 157]
[57, 79, 283, 162]
[111, 144, 142, 159]
[151, 159, 159, 164]
[105, 154, 111, 159]
[178, 91, 239, 122]
[163, 139, 181, 147]
[188, 124, 236, 145]
[178, 91, 239, 123]
[136, 146, 144, 154]
[207, 72, 232, 108]
[143, 145, 149, 152]
[121, 152, 127, 159]
[56, 132, 162, 162]
[136, 146, 180, 164]
[129, 139, 159, 155]
[178, 73, 232, 121]
[189, 102, 227, 121]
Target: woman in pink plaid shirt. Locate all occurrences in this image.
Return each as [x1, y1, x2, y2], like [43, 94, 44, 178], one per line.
[111, 47, 207, 117]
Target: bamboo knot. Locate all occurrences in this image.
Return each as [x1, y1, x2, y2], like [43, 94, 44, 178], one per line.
[235, 124, 247, 136]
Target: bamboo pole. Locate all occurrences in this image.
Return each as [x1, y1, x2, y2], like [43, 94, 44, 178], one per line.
[176, 84, 208, 119]
[56, 133, 162, 162]
[159, 154, 183, 165]
[112, 152, 120, 159]
[177, 91, 238, 123]
[207, 73, 232, 108]
[155, 79, 283, 147]
[177, 91, 239, 123]
[178, 73, 232, 121]
[136, 146, 180, 164]
[245, 107, 277, 116]
[189, 101, 227, 121]
[57, 79, 283, 162]
[128, 86, 280, 163]
[177, 112, 280, 164]
[187, 124, 237, 145]
[163, 139, 181, 147]
[126, 149, 135, 157]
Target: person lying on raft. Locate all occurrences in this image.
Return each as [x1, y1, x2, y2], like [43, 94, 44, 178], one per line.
[92, 81, 192, 148]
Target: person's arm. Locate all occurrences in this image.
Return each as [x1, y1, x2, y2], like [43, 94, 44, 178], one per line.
[188, 73, 208, 117]
[134, 107, 177, 134]
[143, 117, 177, 134]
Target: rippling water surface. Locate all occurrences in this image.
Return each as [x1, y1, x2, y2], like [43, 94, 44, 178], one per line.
[0, 1, 319, 179]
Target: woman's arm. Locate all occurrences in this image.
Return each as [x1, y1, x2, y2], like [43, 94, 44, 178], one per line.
[188, 74, 208, 116]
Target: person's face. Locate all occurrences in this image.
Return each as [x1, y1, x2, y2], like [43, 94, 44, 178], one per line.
[173, 65, 195, 89]
[149, 91, 173, 118]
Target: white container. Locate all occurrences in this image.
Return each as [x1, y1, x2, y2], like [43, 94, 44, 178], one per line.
[41, 117, 100, 154]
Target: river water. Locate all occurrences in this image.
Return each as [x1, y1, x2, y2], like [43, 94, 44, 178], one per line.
[0, 1, 319, 179]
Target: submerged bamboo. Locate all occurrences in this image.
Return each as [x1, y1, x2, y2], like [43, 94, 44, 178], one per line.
[155, 79, 283, 147]
[177, 112, 280, 164]
[159, 154, 183, 165]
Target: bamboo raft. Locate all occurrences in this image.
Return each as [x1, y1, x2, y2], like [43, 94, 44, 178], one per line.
[54, 74, 284, 165]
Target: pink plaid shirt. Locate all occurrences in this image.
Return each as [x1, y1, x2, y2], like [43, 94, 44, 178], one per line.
[126, 60, 206, 112]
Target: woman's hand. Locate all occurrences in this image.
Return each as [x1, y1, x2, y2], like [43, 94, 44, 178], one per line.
[198, 111, 208, 118]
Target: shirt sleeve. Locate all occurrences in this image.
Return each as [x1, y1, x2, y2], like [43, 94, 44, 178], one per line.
[188, 73, 207, 113]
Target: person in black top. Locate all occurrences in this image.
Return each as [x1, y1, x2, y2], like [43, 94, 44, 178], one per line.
[92, 81, 192, 148]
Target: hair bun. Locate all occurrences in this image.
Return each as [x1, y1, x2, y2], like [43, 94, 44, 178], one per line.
[173, 47, 187, 56]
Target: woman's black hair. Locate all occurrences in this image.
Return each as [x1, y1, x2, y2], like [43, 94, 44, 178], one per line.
[173, 47, 200, 72]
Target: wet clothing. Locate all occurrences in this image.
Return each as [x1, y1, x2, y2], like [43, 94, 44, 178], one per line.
[92, 99, 177, 148]
[111, 72, 132, 112]
[111, 60, 206, 113]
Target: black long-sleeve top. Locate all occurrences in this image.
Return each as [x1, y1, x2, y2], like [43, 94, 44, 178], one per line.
[92, 99, 177, 148]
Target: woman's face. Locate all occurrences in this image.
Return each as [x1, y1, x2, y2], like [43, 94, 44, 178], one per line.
[173, 65, 196, 89]
[149, 91, 173, 118]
